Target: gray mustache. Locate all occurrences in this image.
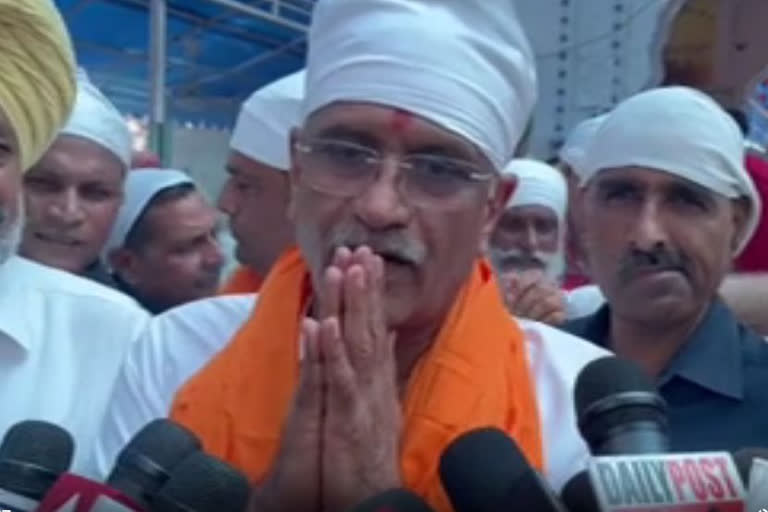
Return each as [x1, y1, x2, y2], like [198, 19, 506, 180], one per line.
[328, 224, 427, 266]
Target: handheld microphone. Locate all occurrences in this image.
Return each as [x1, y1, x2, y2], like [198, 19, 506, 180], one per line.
[438, 427, 567, 512]
[0, 420, 73, 512]
[345, 488, 435, 511]
[106, 419, 200, 510]
[575, 356, 670, 455]
[733, 448, 768, 512]
[36, 473, 145, 512]
[151, 451, 250, 512]
[560, 470, 599, 512]
[587, 452, 745, 511]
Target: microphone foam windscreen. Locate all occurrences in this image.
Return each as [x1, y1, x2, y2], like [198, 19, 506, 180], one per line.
[560, 470, 599, 512]
[153, 452, 250, 512]
[0, 420, 74, 499]
[574, 356, 657, 416]
[113, 419, 200, 475]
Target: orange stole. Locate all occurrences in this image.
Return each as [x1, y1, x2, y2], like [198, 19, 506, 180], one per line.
[219, 266, 263, 295]
[171, 248, 543, 511]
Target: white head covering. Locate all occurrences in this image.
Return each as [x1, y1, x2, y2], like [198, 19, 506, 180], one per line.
[59, 69, 132, 170]
[581, 86, 761, 253]
[503, 159, 568, 225]
[230, 70, 305, 170]
[302, 0, 537, 170]
[102, 169, 194, 261]
[558, 114, 608, 180]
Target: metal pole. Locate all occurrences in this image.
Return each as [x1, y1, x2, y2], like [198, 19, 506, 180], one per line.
[149, 0, 169, 164]
[202, 0, 309, 32]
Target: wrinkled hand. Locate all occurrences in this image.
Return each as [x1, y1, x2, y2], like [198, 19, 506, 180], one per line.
[311, 246, 402, 511]
[501, 269, 567, 326]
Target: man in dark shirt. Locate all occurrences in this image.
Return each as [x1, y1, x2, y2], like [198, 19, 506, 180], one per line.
[564, 86, 768, 451]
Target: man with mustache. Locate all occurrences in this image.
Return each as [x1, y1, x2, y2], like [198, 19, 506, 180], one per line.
[106, 1, 607, 510]
[0, 0, 149, 474]
[93, 71, 304, 473]
[19, 69, 132, 286]
[565, 86, 768, 450]
[103, 168, 224, 314]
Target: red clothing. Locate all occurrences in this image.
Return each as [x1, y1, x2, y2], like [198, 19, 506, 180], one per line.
[735, 154, 768, 272]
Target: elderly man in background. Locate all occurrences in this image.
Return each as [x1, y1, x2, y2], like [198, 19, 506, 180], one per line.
[0, 0, 149, 474]
[219, 71, 302, 294]
[489, 159, 568, 324]
[104, 169, 223, 313]
[162, 1, 604, 510]
[566, 86, 768, 450]
[94, 71, 305, 474]
[19, 70, 132, 286]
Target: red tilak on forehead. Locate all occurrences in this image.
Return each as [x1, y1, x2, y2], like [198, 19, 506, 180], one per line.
[389, 109, 413, 133]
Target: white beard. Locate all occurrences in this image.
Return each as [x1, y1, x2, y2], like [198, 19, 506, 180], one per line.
[0, 199, 24, 266]
[488, 246, 565, 284]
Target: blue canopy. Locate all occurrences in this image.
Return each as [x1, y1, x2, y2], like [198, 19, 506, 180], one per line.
[55, 0, 310, 127]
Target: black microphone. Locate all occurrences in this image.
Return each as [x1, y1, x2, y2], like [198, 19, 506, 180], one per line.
[574, 356, 669, 455]
[0, 420, 73, 512]
[560, 470, 599, 512]
[151, 451, 250, 512]
[345, 488, 435, 511]
[106, 419, 201, 510]
[438, 427, 567, 512]
[732, 447, 768, 485]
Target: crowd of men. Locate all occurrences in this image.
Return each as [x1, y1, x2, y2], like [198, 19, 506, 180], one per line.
[2, 0, 768, 510]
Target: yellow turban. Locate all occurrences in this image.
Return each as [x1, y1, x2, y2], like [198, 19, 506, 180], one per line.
[0, 0, 76, 172]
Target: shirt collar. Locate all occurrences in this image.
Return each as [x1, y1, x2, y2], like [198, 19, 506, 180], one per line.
[585, 299, 744, 400]
[0, 257, 35, 352]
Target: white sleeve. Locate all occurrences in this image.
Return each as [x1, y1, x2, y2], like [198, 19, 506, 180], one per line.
[91, 295, 256, 478]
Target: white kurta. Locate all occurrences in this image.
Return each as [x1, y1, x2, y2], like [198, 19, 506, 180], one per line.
[0, 256, 149, 475]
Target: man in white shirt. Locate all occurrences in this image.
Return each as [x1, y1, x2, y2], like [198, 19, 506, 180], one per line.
[96, 0, 608, 504]
[0, 0, 149, 475]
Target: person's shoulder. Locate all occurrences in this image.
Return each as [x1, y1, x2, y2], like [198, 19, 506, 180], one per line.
[521, 318, 610, 370]
[11, 257, 146, 314]
[154, 293, 258, 331]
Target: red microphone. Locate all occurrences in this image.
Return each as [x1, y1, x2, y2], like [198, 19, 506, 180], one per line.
[35, 474, 144, 511]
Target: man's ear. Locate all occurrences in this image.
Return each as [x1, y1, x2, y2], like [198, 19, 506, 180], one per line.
[287, 127, 302, 222]
[108, 248, 140, 286]
[730, 197, 752, 254]
[479, 175, 516, 252]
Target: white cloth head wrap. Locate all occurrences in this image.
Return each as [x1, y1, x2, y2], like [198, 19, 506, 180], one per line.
[230, 70, 305, 170]
[103, 168, 194, 261]
[303, 0, 537, 170]
[503, 159, 568, 225]
[558, 114, 608, 180]
[60, 69, 132, 169]
[581, 86, 761, 253]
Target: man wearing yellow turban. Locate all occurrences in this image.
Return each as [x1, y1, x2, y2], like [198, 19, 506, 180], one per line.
[0, 0, 150, 476]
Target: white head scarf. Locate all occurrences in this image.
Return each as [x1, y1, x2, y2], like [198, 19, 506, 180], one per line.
[558, 114, 608, 181]
[581, 86, 761, 253]
[302, 0, 537, 170]
[102, 169, 194, 262]
[60, 69, 132, 169]
[230, 70, 305, 170]
[492, 159, 568, 281]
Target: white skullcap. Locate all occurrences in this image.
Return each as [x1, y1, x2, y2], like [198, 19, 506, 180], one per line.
[559, 114, 608, 180]
[102, 169, 194, 262]
[230, 70, 305, 170]
[303, 0, 537, 170]
[60, 69, 132, 169]
[581, 86, 761, 253]
[503, 159, 568, 226]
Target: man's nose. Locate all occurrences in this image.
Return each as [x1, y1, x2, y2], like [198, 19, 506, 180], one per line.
[353, 157, 412, 230]
[49, 189, 85, 226]
[632, 200, 669, 252]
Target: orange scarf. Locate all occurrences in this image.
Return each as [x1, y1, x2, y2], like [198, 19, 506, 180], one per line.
[171, 248, 543, 511]
[219, 266, 263, 295]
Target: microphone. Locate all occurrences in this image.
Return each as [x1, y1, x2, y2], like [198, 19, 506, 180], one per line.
[106, 419, 200, 510]
[575, 356, 670, 455]
[0, 420, 73, 512]
[587, 452, 745, 511]
[560, 470, 599, 512]
[151, 451, 250, 512]
[733, 448, 768, 512]
[36, 473, 145, 511]
[438, 427, 567, 512]
[345, 489, 435, 511]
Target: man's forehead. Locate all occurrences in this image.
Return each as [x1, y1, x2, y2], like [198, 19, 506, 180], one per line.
[593, 166, 716, 194]
[503, 204, 559, 221]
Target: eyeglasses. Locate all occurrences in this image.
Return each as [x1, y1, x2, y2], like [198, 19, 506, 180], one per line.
[293, 137, 496, 208]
